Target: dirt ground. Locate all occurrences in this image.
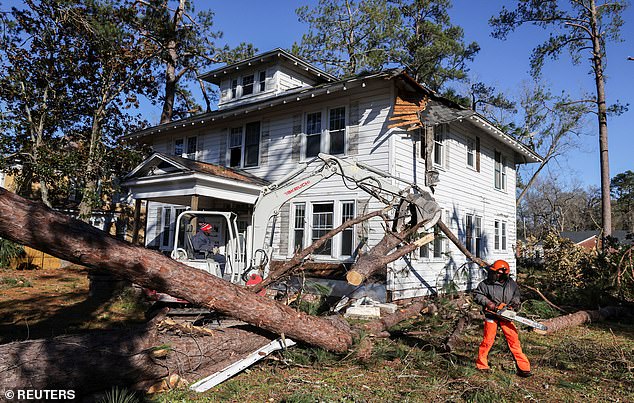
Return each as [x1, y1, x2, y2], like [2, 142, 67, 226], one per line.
[1, 266, 633, 402]
[0, 265, 147, 343]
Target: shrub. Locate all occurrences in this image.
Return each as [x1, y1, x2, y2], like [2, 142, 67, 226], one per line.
[0, 237, 24, 268]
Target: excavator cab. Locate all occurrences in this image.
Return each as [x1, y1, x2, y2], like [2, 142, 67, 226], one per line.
[170, 211, 246, 284]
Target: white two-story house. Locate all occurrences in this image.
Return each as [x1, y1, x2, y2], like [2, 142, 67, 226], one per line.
[122, 48, 541, 301]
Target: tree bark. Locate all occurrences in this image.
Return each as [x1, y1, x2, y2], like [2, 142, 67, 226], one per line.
[536, 306, 631, 335]
[437, 220, 487, 267]
[0, 317, 277, 396]
[0, 188, 353, 353]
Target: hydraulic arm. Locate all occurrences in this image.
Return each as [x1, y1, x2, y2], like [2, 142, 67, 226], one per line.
[247, 153, 441, 272]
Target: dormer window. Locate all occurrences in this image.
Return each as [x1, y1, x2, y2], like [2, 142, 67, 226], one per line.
[242, 74, 254, 96]
[259, 71, 266, 91]
[231, 79, 238, 98]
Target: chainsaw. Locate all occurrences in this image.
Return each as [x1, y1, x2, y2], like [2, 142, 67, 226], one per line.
[489, 305, 548, 331]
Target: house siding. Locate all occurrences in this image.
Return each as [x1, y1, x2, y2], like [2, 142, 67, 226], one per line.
[389, 118, 518, 299]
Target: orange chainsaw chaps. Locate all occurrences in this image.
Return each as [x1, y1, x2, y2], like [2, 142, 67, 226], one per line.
[476, 319, 530, 372]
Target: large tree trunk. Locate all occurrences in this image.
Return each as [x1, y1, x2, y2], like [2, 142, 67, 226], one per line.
[0, 316, 277, 396]
[537, 306, 631, 335]
[0, 188, 352, 353]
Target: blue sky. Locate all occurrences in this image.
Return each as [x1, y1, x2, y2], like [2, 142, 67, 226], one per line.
[3, 0, 632, 188]
[206, 0, 634, 189]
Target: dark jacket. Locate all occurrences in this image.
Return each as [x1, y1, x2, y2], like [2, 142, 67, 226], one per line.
[474, 276, 521, 315]
[192, 230, 213, 252]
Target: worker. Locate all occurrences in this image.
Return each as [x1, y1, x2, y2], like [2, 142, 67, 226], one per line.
[474, 259, 532, 377]
[192, 222, 214, 256]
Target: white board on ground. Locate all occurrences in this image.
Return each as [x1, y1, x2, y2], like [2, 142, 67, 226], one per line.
[189, 337, 297, 392]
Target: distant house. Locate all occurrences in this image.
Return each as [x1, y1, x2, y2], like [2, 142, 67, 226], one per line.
[560, 230, 633, 251]
[122, 48, 542, 300]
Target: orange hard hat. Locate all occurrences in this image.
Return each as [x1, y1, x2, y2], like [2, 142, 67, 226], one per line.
[491, 260, 510, 274]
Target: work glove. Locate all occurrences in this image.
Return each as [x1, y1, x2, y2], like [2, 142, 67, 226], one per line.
[485, 301, 497, 311]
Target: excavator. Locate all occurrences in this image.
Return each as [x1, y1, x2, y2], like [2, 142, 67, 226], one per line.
[147, 153, 441, 306]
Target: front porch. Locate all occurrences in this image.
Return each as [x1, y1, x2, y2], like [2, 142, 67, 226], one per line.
[123, 153, 268, 253]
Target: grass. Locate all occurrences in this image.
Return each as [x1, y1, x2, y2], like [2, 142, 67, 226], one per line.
[0, 275, 32, 289]
[2, 266, 632, 402]
[148, 305, 634, 403]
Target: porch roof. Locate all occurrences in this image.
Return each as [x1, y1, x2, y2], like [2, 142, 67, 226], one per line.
[122, 153, 268, 205]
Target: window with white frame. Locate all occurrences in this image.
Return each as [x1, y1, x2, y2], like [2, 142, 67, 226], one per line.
[329, 107, 346, 155]
[312, 202, 334, 256]
[304, 107, 347, 159]
[258, 71, 266, 92]
[434, 124, 446, 166]
[174, 136, 197, 159]
[231, 79, 238, 98]
[340, 201, 355, 256]
[494, 219, 507, 251]
[244, 122, 260, 167]
[229, 127, 243, 167]
[227, 122, 260, 168]
[160, 206, 186, 249]
[465, 214, 473, 254]
[466, 214, 483, 258]
[174, 139, 183, 156]
[292, 200, 356, 259]
[242, 74, 254, 96]
[420, 224, 444, 259]
[466, 138, 475, 168]
[293, 203, 306, 252]
[305, 112, 322, 158]
[494, 151, 506, 190]
[474, 216, 482, 258]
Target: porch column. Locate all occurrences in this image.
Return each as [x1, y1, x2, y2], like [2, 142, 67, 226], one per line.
[131, 199, 142, 245]
[190, 195, 199, 229]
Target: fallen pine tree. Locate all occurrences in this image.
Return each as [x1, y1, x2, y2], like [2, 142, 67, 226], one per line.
[0, 188, 353, 353]
[0, 188, 439, 392]
[535, 305, 632, 335]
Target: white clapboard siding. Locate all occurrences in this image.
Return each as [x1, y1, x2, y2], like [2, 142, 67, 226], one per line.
[389, 118, 519, 299]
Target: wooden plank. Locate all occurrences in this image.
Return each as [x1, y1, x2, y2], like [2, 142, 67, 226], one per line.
[388, 118, 421, 128]
[189, 337, 297, 392]
[388, 121, 421, 129]
[393, 107, 425, 113]
[391, 113, 422, 119]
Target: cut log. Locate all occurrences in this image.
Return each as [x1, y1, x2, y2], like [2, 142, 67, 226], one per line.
[0, 188, 352, 353]
[536, 306, 632, 335]
[346, 230, 434, 286]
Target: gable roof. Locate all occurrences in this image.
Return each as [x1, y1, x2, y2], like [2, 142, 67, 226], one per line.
[199, 48, 337, 85]
[124, 153, 269, 186]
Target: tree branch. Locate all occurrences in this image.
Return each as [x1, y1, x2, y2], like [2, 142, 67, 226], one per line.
[249, 208, 389, 293]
